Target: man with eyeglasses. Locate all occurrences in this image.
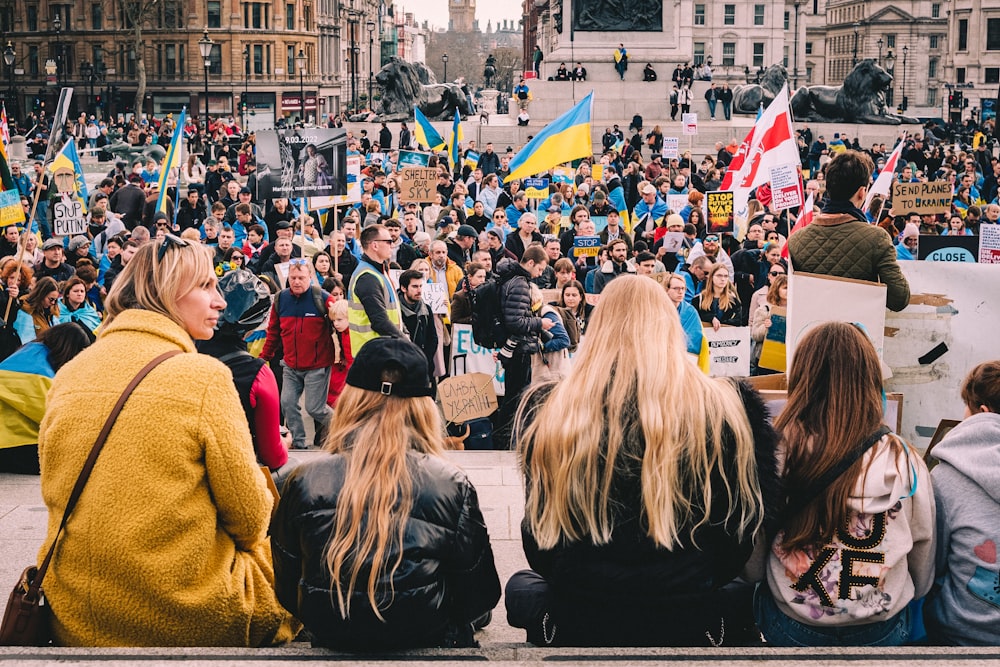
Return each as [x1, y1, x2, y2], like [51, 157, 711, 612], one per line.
[347, 224, 405, 355]
[260, 257, 337, 450]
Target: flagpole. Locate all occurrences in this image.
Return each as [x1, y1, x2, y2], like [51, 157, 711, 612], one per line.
[172, 110, 185, 231]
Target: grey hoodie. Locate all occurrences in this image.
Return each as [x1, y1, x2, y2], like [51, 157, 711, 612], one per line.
[927, 413, 1000, 645]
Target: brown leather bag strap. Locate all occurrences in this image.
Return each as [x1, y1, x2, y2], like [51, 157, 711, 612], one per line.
[27, 350, 182, 599]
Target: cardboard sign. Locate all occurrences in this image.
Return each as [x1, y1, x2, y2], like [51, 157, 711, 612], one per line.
[398, 167, 439, 203]
[423, 281, 449, 315]
[703, 326, 751, 377]
[397, 150, 430, 167]
[524, 177, 550, 200]
[52, 197, 86, 236]
[682, 113, 698, 135]
[706, 191, 735, 235]
[540, 289, 561, 304]
[663, 137, 679, 159]
[0, 189, 25, 226]
[450, 324, 505, 395]
[891, 181, 952, 216]
[437, 372, 499, 423]
[769, 163, 802, 211]
[918, 234, 979, 263]
[758, 305, 787, 372]
[573, 235, 601, 258]
[979, 224, 1000, 264]
[666, 194, 688, 215]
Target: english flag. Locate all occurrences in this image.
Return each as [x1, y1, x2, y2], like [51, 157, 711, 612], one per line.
[863, 138, 906, 211]
[781, 191, 814, 260]
[724, 85, 799, 220]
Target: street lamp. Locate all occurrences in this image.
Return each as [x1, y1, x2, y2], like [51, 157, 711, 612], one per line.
[901, 45, 908, 111]
[198, 31, 213, 126]
[80, 60, 93, 115]
[442, 53, 449, 82]
[296, 48, 306, 124]
[52, 14, 62, 87]
[3, 41, 14, 122]
[884, 49, 896, 107]
[351, 45, 359, 111]
[877, 37, 884, 67]
[242, 46, 249, 130]
[366, 20, 375, 112]
[852, 22, 860, 67]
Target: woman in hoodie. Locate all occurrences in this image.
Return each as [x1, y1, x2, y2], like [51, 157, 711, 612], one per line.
[925, 361, 1000, 645]
[752, 321, 935, 647]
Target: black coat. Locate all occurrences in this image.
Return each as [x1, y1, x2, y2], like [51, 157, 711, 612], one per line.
[272, 452, 501, 649]
[497, 257, 543, 355]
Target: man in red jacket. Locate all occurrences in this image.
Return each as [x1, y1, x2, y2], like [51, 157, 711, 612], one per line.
[261, 260, 335, 449]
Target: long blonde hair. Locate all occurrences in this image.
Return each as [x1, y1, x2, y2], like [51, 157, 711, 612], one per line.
[323, 378, 445, 619]
[698, 262, 739, 312]
[515, 276, 762, 550]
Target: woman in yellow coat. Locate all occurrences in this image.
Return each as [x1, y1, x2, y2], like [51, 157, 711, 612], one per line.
[37, 235, 299, 646]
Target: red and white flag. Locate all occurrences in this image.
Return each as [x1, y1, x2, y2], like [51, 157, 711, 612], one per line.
[863, 138, 905, 211]
[781, 191, 814, 260]
[724, 85, 799, 220]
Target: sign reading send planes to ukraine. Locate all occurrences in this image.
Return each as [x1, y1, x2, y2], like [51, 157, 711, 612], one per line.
[891, 181, 952, 216]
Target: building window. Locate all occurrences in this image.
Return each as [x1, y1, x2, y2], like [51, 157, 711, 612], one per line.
[303, 4, 311, 31]
[244, 3, 270, 29]
[754, 4, 765, 26]
[928, 57, 937, 78]
[886, 34, 895, 48]
[693, 42, 704, 66]
[783, 45, 789, 68]
[286, 3, 294, 29]
[161, 1, 182, 28]
[724, 4, 735, 25]
[986, 68, 1000, 84]
[722, 42, 735, 67]
[929, 35, 938, 49]
[958, 19, 968, 51]
[784, 11, 789, 30]
[163, 44, 184, 76]
[805, 41, 812, 55]
[988, 19, 1000, 50]
[927, 88, 936, 106]
[50, 5, 71, 27]
[27, 5, 37, 31]
[753, 42, 764, 67]
[207, 0, 221, 28]
[694, 4, 705, 25]
[90, 3, 101, 29]
[806, 66, 813, 83]
[957, 67, 966, 83]
[287, 45, 295, 75]
[209, 43, 222, 75]
[931, 3, 940, 17]
[28, 45, 38, 76]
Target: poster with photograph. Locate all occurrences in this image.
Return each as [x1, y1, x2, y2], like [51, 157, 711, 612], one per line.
[398, 150, 431, 167]
[255, 128, 348, 200]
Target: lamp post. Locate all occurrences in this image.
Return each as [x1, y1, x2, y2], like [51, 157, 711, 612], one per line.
[80, 60, 93, 115]
[198, 31, 213, 126]
[52, 14, 62, 87]
[366, 20, 375, 111]
[3, 42, 14, 122]
[852, 22, 860, 67]
[901, 45, 908, 111]
[351, 45, 359, 111]
[884, 49, 896, 108]
[793, 1, 801, 88]
[242, 46, 249, 130]
[442, 52, 448, 82]
[296, 48, 306, 124]
[877, 37, 884, 67]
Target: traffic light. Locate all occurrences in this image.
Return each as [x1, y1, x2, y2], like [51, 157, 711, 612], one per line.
[949, 93, 957, 108]
[95, 94, 102, 107]
[902, 96, 908, 111]
[964, 96, 970, 108]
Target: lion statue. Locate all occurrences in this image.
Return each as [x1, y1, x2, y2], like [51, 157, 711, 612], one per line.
[790, 59, 919, 124]
[374, 57, 473, 122]
[732, 65, 788, 115]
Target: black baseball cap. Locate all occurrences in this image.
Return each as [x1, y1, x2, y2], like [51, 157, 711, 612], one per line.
[346, 337, 434, 397]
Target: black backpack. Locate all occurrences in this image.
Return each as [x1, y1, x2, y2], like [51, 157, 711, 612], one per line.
[469, 278, 505, 349]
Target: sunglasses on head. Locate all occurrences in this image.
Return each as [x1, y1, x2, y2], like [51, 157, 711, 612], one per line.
[288, 258, 310, 266]
[157, 233, 190, 262]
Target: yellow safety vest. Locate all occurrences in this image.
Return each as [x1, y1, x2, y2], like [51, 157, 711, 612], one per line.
[348, 263, 402, 354]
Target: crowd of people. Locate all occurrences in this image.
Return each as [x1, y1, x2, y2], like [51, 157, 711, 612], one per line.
[1, 104, 999, 650]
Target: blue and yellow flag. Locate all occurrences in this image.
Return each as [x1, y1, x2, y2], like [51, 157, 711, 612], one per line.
[448, 108, 463, 169]
[413, 106, 445, 151]
[156, 107, 186, 214]
[47, 139, 90, 213]
[506, 92, 594, 183]
[0, 342, 55, 450]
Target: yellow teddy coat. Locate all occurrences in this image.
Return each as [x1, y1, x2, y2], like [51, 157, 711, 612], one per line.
[37, 309, 299, 646]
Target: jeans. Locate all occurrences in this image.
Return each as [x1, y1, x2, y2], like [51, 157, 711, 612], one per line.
[723, 102, 732, 120]
[708, 99, 717, 118]
[280, 363, 333, 449]
[35, 200, 51, 240]
[494, 352, 531, 449]
[753, 583, 911, 647]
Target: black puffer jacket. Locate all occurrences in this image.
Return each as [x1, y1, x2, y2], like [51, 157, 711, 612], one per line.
[497, 257, 543, 355]
[271, 451, 501, 649]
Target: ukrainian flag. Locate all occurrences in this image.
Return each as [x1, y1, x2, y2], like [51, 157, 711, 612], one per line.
[0, 342, 55, 450]
[448, 108, 462, 169]
[156, 107, 186, 214]
[506, 92, 594, 184]
[413, 106, 445, 151]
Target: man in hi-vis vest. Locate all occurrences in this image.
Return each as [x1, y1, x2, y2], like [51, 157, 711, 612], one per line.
[348, 224, 405, 355]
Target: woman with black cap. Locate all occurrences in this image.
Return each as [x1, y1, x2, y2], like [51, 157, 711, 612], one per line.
[272, 336, 501, 649]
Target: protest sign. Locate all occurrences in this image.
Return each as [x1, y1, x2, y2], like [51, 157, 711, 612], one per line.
[979, 224, 1000, 264]
[397, 150, 430, 167]
[437, 373, 498, 423]
[52, 197, 86, 236]
[918, 234, 979, 263]
[663, 137, 679, 159]
[591, 164, 604, 182]
[310, 154, 362, 209]
[451, 324, 505, 395]
[890, 181, 952, 216]
[540, 289, 561, 304]
[422, 281, 449, 315]
[758, 305, 787, 372]
[463, 151, 480, 172]
[524, 177, 550, 200]
[660, 231, 685, 253]
[368, 152, 386, 166]
[769, 163, 803, 211]
[398, 167, 439, 203]
[706, 191, 735, 235]
[666, 194, 688, 216]
[573, 235, 601, 258]
[255, 128, 347, 199]
[552, 167, 575, 185]
[591, 215, 608, 233]
[703, 326, 751, 377]
[787, 272, 887, 365]
[0, 190, 24, 226]
[682, 113, 698, 135]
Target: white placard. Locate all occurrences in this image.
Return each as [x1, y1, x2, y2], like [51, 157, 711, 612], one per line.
[702, 326, 751, 377]
[979, 224, 1000, 264]
[660, 231, 685, 253]
[52, 198, 86, 237]
[663, 137, 679, 159]
[769, 163, 803, 211]
[422, 281, 449, 315]
[682, 113, 698, 135]
[666, 194, 688, 216]
[450, 323, 505, 395]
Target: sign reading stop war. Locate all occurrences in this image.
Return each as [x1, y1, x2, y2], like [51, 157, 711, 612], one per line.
[437, 372, 499, 423]
[399, 167, 438, 203]
[891, 181, 952, 215]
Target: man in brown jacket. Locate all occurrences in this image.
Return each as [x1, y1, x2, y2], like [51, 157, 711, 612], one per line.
[786, 151, 910, 311]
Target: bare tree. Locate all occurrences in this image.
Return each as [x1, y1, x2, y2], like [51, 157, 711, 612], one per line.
[118, 0, 163, 116]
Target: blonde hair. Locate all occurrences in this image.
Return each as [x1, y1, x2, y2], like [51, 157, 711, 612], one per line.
[698, 263, 739, 312]
[103, 239, 216, 330]
[323, 381, 445, 619]
[329, 299, 349, 364]
[516, 276, 763, 550]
